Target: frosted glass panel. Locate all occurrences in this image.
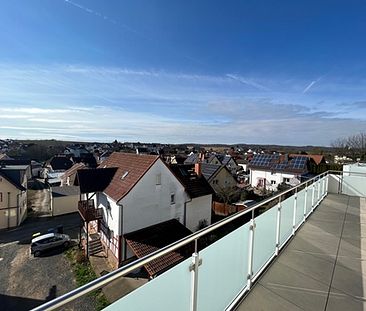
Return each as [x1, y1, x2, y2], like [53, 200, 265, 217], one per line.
[279, 196, 294, 246]
[296, 188, 306, 227]
[314, 179, 320, 205]
[197, 222, 250, 311]
[105, 257, 192, 311]
[342, 176, 366, 197]
[252, 207, 277, 276]
[306, 185, 313, 215]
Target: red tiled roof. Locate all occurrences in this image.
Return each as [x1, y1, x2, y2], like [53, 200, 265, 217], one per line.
[100, 152, 160, 202]
[289, 154, 325, 165]
[124, 219, 193, 277]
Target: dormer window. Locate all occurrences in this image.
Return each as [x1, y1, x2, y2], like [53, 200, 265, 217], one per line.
[121, 171, 129, 179]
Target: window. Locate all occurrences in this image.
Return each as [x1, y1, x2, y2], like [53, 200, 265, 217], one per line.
[170, 193, 175, 205]
[271, 180, 276, 185]
[156, 174, 161, 185]
[0, 192, 2, 202]
[284, 178, 290, 183]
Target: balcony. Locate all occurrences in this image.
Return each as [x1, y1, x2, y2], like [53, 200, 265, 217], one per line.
[78, 200, 103, 222]
[32, 170, 366, 311]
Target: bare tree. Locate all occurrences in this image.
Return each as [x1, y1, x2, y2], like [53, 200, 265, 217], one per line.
[331, 132, 366, 160]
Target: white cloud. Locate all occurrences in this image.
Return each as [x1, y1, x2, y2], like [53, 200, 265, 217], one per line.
[0, 63, 365, 145]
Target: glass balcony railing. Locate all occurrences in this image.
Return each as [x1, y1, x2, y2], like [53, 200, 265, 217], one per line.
[31, 170, 366, 311]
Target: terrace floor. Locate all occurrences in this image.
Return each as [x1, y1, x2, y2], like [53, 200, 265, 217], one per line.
[237, 193, 366, 311]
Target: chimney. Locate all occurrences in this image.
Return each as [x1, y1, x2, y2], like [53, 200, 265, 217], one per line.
[195, 162, 202, 177]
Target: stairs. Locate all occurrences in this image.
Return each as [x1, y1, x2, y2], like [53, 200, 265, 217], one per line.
[88, 233, 103, 255]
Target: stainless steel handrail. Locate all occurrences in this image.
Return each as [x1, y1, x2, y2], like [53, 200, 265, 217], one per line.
[31, 170, 348, 310]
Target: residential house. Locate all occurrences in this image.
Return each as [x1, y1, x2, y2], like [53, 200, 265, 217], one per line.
[200, 163, 237, 197]
[0, 165, 28, 229]
[169, 164, 214, 230]
[76, 152, 210, 270]
[248, 154, 310, 191]
[218, 155, 240, 175]
[206, 154, 221, 165]
[61, 163, 86, 186]
[47, 155, 73, 171]
[64, 145, 90, 158]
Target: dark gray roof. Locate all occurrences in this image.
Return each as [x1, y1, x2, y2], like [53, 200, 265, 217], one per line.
[184, 153, 199, 165]
[201, 163, 222, 181]
[169, 164, 214, 198]
[0, 168, 26, 191]
[75, 167, 118, 194]
[50, 156, 73, 171]
[52, 186, 80, 197]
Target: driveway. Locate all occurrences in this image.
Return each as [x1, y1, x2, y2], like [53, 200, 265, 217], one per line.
[0, 214, 96, 311]
[27, 179, 51, 217]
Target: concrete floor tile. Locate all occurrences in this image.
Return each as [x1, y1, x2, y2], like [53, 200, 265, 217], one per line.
[277, 250, 336, 284]
[286, 231, 340, 255]
[326, 288, 365, 311]
[345, 212, 366, 224]
[338, 237, 366, 259]
[331, 260, 366, 298]
[342, 223, 366, 238]
[259, 261, 329, 311]
[236, 283, 303, 311]
[302, 219, 344, 237]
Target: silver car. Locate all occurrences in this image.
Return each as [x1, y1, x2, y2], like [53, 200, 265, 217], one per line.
[31, 233, 71, 257]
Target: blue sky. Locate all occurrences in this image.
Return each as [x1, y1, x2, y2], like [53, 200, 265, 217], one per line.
[0, 0, 366, 145]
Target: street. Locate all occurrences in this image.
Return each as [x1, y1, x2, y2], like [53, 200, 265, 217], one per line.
[0, 214, 96, 311]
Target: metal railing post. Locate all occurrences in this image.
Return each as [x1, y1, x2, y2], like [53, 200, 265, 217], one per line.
[292, 188, 298, 235]
[247, 211, 255, 290]
[325, 173, 329, 195]
[275, 196, 282, 255]
[317, 176, 321, 203]
[311, 180, 315, 212]
[303, 182, 308, 221]
[190, 239, 201, 311]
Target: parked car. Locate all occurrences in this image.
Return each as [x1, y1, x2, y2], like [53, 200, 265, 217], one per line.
[30, 232, 71, 257]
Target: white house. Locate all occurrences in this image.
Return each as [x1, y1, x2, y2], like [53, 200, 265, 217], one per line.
[0, 165, 28, 230]
[248, 154, 309, 191]
[76, 152, 212, 269]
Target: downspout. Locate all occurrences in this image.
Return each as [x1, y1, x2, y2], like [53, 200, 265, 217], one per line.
[183, 195, 192, 227]
[16, 193, 19, 226]
[118, 203, 125, 263]
[7, 192, 10, 229]
[50, 189, 54, 217]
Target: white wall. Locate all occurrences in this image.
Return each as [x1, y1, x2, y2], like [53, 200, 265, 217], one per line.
[343, 163, 366, 176]
[0, 177, 26, 230]
[52, 194, 79, 216]
[121, 159, 186, 234]
[96, 192, 121, 236]
[186, 194, 212, 232]
[328, 174, 341, 194]
[250, 169, 296, 191]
